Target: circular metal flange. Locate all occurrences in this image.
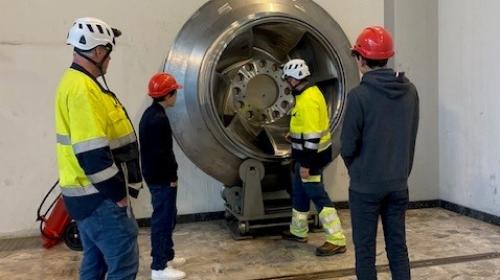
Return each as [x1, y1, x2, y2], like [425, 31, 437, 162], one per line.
[230, 59, 293, 125]
[164, 0, 359, 186]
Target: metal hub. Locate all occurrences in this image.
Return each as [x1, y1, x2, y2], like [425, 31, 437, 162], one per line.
[230, 59, 293, 125]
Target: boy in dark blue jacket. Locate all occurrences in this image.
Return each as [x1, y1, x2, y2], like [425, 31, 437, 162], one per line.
[140, 72, 186, 280]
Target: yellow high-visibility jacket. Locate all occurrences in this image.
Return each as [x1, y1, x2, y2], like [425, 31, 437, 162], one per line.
[55, 64, 140, 220]
[290, 85, 332, 175]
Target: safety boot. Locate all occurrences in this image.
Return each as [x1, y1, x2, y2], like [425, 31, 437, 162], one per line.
[315, 242, 347, 256]
[283, 209, 309, 242]
[281, 230, 308, 243]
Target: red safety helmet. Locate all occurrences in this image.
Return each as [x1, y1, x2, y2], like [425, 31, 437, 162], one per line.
[148, 72, 182, 98]
[352, 26, 395, 60]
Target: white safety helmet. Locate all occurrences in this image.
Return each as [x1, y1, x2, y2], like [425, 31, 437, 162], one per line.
[66, 17, 119, 51]
[281, 59, 311, 80]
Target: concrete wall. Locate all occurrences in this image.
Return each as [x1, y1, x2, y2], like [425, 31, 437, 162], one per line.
[0, 0, 386, 237]
[0, 0, 207, 238]
[439, 0, 500, 216]
[388, 0, 440, 201]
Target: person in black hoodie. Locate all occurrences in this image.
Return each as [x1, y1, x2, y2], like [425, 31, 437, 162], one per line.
[139, 72, 186, 280]
[341, 26, 419, 280]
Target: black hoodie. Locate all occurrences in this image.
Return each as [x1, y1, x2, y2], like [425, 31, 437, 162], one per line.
[341, 68, 419, 194]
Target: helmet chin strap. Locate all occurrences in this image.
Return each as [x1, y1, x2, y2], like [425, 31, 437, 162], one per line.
[75, 48, 112, 91]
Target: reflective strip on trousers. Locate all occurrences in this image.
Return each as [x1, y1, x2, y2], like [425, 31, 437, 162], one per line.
[87, 163, 119, 184]
[319, 207, 344, 236]
[293, 140, 330, 152]
[292, 143, 303, 150]
[60, 185, 99, 197]
[290, 209, 309, 238]
[73, 137, 110, 154]
[304, 141, 319, 150]
[110, 133, 137, 150]
[324, 224, 343, 235]
[293, 208, 308, 220]
[56, 134, 71, 145]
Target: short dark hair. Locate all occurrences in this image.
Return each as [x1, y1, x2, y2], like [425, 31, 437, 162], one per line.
[152, 90, 176, 102]
[152, 96, 166, 103]
[351, 51, 388, 68]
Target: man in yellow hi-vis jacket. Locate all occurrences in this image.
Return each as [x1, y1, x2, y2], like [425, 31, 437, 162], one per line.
[55, 17, 141, 280]
[281, 59, 347, 256]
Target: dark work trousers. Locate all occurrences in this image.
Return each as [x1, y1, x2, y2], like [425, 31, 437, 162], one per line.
[292, 162, 335, 213]
[148, 184, 178, 270]
[349, 189, 411, 280]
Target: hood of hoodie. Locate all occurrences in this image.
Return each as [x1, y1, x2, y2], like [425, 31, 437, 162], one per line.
[361, 68, 411, 99]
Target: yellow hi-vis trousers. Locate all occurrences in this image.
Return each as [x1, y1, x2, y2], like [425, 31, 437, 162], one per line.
[319, 207, 346, 246]
[290, 209, 309, 238]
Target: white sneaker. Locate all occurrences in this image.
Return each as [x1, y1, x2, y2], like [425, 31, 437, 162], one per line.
[151, 267, 186, 280]
[167, 257, 186, 268]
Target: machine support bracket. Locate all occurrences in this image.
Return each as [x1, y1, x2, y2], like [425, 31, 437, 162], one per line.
[240, 159, 265, 219]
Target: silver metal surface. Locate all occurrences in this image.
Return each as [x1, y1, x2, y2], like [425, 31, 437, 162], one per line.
[164, 0, 359, 186]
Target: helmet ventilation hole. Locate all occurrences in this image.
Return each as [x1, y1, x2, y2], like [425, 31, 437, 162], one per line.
[79, 36, 86, 45]
[96, 25, 104, 34]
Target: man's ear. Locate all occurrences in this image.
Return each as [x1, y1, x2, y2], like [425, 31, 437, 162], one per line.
[94, 46, 107, 58]
[90, 47, 100, 59]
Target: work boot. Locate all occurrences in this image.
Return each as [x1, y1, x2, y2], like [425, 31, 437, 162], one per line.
[167, 257, 186, 268]
[315, 242, 347, 256]
[151, 267, 186, 280]
[281, 230, 308, 243]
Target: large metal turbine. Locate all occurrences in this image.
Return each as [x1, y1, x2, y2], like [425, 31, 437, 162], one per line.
[163, 0, 358, 234]
[164, 0, 358, 188]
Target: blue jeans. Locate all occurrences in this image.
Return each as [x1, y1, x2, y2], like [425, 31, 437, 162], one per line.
[349, 189, 411, 280]
[77, 199, 139, 280]
[292, 163, 335, 213]
[149, 184, 178, 270]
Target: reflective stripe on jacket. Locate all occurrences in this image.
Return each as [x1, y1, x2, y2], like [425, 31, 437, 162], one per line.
[290, 85, 332, 173]
[55, 64, 139, 220]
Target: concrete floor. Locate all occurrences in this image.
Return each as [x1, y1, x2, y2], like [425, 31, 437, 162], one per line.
[1, 208, 500, 279]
